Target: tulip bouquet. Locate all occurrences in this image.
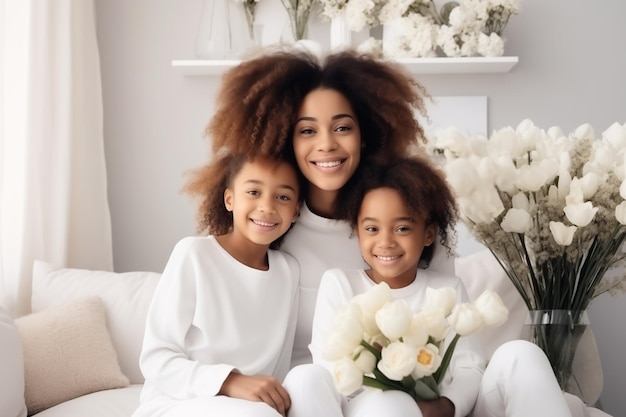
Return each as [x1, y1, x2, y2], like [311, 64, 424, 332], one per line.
[431, 120, 626, 313]
[430, 120, 626, 395]
[323, 282, 508, 400]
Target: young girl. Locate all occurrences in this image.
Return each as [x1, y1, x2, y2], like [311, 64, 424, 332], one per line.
[133, 153, 302, 417]
[285, 156, 574, 417]
[205, 47, 455, 370]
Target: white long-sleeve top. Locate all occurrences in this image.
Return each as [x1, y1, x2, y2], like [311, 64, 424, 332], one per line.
[310, 268, 484, 417]
[282, 203, 455, 367]
[137, 236, 299, 406]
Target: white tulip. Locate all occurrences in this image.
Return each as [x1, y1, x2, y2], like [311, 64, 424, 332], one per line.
[579, 173, 600, 199]
[353, 282, 392, 334]
[616, 201, 626, 225]
[402, 314, 430, 348]
[565, 178, 584, 205]
[557, 168, 572, 200]
[378, 341, 417, 381]
[411, 343, 442, 379]
[473, 290, 509, 327]
[353, 345, 377, 374]
[447, 303, 484, 336]
[511, 192, 530, 211]
[332, 358, 364, 396]
[425, 286, 457, 316]
[515, 164, 549, 192]
[547, 125, 564, 139]
[574, 123, 595, 141]
[564, 201, 598, 227]
[549, 221, 577, 246]
[602, 122, 626, 151]
[414, 308, 449, 341]
[435, 127, 472, 156]
[375, 299, 412, 341]
[492, 156, 519, 194]
[500, 208, 532, 234]
[445, 158, 481, 197]
[323, 303, 364, 361]
[461, 185, 505, 224]
[491, 126, 525, 158]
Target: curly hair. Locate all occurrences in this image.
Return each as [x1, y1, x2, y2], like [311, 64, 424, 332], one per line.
[207, 45, 431, 168]
[344, 156, 459, 267]
[183, 152, 305, 249]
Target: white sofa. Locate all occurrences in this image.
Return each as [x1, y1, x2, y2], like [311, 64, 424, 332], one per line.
[1, 253, 612, 417]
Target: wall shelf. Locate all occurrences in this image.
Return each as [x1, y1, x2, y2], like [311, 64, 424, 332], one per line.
[172, 56, 519, 76]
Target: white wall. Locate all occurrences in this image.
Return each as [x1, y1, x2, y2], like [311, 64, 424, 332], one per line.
[95, 1, 626, 414]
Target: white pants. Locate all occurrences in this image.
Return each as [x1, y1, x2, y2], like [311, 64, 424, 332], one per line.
[284, 340, 596, 417]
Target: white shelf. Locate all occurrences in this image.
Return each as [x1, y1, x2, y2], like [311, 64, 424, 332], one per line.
[172, 56, 518, 76]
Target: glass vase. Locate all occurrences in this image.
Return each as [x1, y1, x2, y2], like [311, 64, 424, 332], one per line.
[521, 310, 603, 406]
[195, 0, 255, 59]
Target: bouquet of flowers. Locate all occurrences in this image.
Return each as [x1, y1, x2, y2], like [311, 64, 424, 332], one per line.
[430, 120, 626, 394]
[432, 120, 626, 313]
[323, 282, 508, 400]
[378, 0, 520, 57]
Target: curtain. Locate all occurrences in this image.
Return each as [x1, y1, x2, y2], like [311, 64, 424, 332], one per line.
[0, 0, 113, 316]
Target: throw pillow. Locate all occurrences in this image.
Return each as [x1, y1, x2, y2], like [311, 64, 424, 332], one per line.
[15, 297, 129, 415]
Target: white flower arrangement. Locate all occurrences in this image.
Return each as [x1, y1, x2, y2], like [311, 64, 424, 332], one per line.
[431, 120, 626, 314]
[324, 282, 508, 399]
[378, 0, 519, 58]
[318, 0, 387, 32]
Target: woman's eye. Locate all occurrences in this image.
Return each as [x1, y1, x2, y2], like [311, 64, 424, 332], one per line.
[335, 125, 351, 132]
[276, 194, 291, 201]
[247, 190, 260, 196]
[364, 226, 377, 233]
[299, 127, 315, 135]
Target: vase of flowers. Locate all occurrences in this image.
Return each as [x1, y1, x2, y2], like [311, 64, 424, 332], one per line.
[323, 282, 508, 399]
[377, 0, 519, 58]
[431, 119, 626, 401]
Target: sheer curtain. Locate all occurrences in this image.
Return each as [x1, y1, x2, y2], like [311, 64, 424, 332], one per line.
[0, 0, 113, 316]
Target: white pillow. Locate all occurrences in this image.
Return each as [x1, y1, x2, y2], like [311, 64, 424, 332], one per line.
[31, 261, 161, 384]
[0, 305, 27, 417]
[15, 297, 129, 415]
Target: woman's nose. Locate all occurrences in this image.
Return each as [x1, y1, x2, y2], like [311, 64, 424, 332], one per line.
[316, 130, 338, 152]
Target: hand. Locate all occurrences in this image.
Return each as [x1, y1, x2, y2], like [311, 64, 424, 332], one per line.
[219, 372, 291, 416]
[417, 396, 455, 417]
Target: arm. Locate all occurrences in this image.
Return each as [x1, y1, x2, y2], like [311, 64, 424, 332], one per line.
[139, 239, 234, 399]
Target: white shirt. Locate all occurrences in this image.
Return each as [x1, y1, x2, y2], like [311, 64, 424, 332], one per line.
[282, 203, 455, 367]
[137, 236, 299, 405]
[311, 268, 484, 417]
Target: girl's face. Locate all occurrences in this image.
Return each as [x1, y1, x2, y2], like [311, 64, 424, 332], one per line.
[356, 187, 436, 289]
[224, 159, 300, 247]
[293, 88, 361, 200]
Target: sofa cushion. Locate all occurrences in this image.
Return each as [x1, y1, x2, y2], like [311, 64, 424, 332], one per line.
[30, 384, 142, 417]
[16, 297, 129, 415]
[0, 305, 27, 417]
[31, 261, 161, 384]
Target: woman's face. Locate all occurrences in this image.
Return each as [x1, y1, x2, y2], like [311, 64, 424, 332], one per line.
[292, 88, 361, 197]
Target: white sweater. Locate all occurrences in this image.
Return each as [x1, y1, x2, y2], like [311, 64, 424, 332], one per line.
[136, 236, 299, 413]
[282, 203, 455, 367]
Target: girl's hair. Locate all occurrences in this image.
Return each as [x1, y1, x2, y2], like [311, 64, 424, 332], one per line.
[207, 47, 431, 214]
[183, 152, 305, 249]
[346, 156, 458, 267]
